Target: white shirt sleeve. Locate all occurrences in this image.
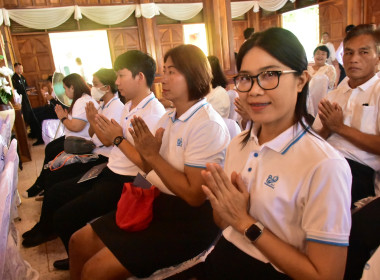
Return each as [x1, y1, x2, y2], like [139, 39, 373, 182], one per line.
[301, 158, 352, 245]
[184, 121, 229, 168]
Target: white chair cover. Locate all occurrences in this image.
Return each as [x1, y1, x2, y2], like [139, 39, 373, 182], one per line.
[42, 119, 65, 145]
[308, 74, 329, 117]
[0, 115, 11, 147]
[0, 139, 39, 280]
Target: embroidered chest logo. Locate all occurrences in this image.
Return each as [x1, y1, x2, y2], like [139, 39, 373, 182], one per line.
[264, 175, 279, 189]
[177, 138, 183, 147]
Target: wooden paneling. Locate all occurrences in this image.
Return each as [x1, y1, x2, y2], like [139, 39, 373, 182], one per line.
[2, 0, 137, 8]
[107, 28, 141, 65]
[365, 0, 380, 24]
[157, 24, 183, 60]
[231, 21, 247, 54]
[259, 15, 280, 31]
[319, 0, 346, 50]
[12, 34, 55, 107]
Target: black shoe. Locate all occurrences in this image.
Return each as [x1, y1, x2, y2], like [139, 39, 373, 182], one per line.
[32, 139, 44, 146]
[22, 184, 43, 198]
[53, 258, 69, 270]
[22, 229, 56, 248]
[22, 222, 42, 239]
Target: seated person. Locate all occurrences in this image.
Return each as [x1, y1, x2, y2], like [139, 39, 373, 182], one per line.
[313, 24, 380, 207]
[68, 44, 230, 280]
[174, 27, 351, 280]
[308, 45, 336, 90]
[207, 55, 230, 118]
[21, 68, 124, 248]
[313, 24, 380, 279]
[23, 73, 99, 198]
[48, 50, 166, 270]
[29, 75, 60, 146]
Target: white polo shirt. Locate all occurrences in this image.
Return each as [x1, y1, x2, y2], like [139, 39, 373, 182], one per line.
[92, 96, 124, 157]
[146, 98, 230, 195]
[222, 122, 352, 272]
[107, 93, 166, 176]
[313, 74, 380, 172]
[64, 94, 99, 140]
[207, 86, 230, 118]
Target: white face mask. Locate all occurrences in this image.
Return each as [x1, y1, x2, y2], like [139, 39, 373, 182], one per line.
[91, 86, 107, 101]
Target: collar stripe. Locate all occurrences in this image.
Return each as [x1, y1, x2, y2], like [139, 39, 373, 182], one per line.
[280, 127, 309, 155]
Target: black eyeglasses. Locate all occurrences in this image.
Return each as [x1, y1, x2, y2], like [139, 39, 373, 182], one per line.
[233, 70, 297, 92]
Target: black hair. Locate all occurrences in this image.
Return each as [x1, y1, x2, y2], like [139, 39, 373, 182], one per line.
[344, 24, 380, 55]
[244, 28, 255, 40]
[113, 50, 156, 88]
[62, 73, 91, 114]
[14, 62, 22, 68]
[93, 68, 117, 94]
[236, 27, 312, 146]
[164, 44, 212, 101]
[207, 55, 228, 89]
[47, 75, 53, 83]
[345, 24, 356, 34]
[313, 45, 330, 58]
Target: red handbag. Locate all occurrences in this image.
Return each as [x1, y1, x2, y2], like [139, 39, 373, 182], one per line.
[115, 182, 160, 232]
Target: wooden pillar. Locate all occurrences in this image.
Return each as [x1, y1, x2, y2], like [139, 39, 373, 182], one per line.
[347, 0, 364, 25]
[203, 0, 236, 75]
[137, 0, 162, 74]
[247, 10, 260, 32]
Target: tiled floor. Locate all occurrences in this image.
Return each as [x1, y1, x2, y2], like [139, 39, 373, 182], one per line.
[15, 140, 69, 280]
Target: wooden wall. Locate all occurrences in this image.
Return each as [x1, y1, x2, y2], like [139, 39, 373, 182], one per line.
[3, 0, 379, 106]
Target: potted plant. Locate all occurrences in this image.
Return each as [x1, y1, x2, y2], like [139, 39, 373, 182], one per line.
[0, 55, 16, 129]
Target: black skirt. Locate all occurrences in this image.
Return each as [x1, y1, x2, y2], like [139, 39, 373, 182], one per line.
[91, 193, 220, 278]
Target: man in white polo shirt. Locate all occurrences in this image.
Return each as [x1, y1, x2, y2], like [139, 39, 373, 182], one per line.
[313, 24, 380, 280]
[51, 50, 166, 270]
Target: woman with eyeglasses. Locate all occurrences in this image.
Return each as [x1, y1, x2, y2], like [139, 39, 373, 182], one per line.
[176, 28, 352, 280]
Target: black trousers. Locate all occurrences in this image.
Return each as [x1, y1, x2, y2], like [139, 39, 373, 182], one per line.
[344, 197, 380, 280]
[346, 158, 375, 208]
[170, 236, 290, 280]
[52, 167, 135, 251]
[34, 136, 65, 187]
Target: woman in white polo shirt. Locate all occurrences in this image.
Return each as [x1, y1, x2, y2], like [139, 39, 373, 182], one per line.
[69, 44, 230, 279]
[24, 73, 99, 198]
[177, 28, 352, 279]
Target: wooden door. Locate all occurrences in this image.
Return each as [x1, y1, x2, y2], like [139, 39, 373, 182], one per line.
[12, 34, 55, 107]
[319, 0, 347, 50]
[107, 28, 141, 65]
[232, 21, 248, 54]
[365, 0, 380, 24]
[157, 24, 184, 60]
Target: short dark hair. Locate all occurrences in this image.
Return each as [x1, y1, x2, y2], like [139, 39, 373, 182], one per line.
[237, 28, 312, 145]
[164, 45, 212, 101]
[345, 24, 356, 33]
[322, 32, 329, 36]
[114, 50, 156, 88]
[93, 68, 117, 94]
[62, 73, 91, 114]
[313, 45, 330, 58]
[344, 24, 380, 54]
[47, 75, 53, 83]
[243, 27, 255, 40]
[207, 55, 228, 89]
[14, 62, 22, 68]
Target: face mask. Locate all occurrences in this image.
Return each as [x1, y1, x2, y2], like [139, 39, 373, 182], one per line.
[91, 86, 106, 101]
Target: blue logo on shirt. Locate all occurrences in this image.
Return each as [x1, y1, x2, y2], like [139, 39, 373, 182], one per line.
[264, 175, 279, 189]
[177, 138, 183, 147]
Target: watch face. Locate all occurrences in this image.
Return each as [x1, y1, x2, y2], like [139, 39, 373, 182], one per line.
[114, 136, 123, 146]
[245, 224, 262, 242]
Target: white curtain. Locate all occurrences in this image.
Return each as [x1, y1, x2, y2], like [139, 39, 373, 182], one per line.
[231, 1, 255, 18]
[135, 3, 160, 19]
[157, 3, 203, 21]
[231, 0, 292, 17]
[7, 6, 75, 29]
[80, 5, 136, 25]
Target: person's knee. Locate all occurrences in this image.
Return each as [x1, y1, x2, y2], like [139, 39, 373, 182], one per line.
[69, 228, 85, 254]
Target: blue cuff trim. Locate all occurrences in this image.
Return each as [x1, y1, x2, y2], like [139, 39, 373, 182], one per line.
[306, 238, 348, 247]
[72, 117, 88, 123]
[184, 163, 206, 169]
